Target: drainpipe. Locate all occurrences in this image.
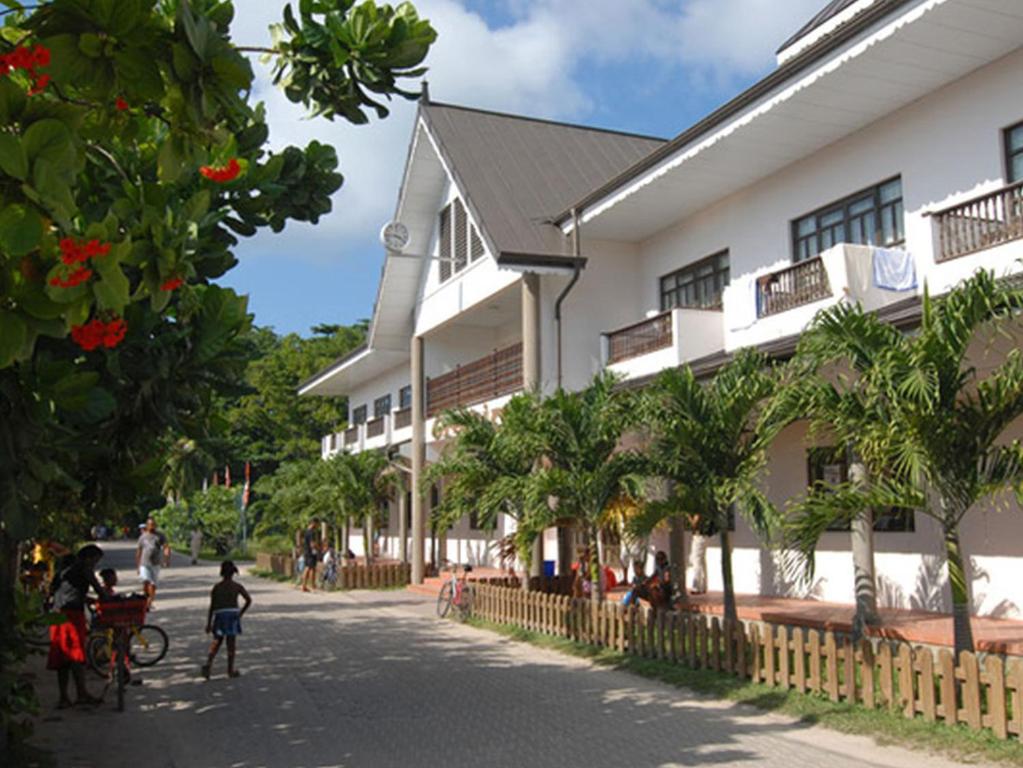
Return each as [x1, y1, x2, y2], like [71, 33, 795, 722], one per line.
[555, 208, 583, 390]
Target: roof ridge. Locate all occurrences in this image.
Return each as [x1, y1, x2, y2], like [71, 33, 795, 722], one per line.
[422, 99, 668, 144]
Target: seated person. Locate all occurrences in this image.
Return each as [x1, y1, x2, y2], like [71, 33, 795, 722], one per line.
[622, 559, 647, 606]
[98, 568, 118, 597]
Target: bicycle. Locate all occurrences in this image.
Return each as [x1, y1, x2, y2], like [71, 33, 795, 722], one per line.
[436, 562, 474, 621]
[86, 596, 167, 711]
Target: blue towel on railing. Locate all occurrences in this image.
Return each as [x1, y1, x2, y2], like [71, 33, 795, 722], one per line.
[872, 247, 916, 292]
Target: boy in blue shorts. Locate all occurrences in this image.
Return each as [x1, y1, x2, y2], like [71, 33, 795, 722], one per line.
[202, 561, 252, 680]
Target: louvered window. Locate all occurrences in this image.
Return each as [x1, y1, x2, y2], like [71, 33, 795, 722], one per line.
[453, 199, 468, 272]
[470, 227, 484, 262]
[438, 204, 451, 282]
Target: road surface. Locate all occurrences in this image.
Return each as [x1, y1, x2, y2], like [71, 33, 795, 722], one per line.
[29, 541, 994, 768]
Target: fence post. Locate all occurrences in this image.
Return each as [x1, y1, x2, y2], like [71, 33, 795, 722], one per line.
[1007, 659, 1023, 740]
[859, 639, 875, 709]
[878, 642, 894, 710]
[777, 625, 790, 691]
[710, 617, 721, 671]
[898, 643, 914, 717]
[918, 649, 936, 721]
[808, 630, 821, 694]
[985, 655, 1008, 740]
[792, 627, 806, 693]
[842, 636, 856, 703]
[750, 624, 761, 683]
[825, 631, 839, 702]
[735, 621, 747, 679]
[763, 623, 776, 686]
[686, 613, 697, 668]
[669, 612, 679, 664]
[697, 615, 709, 668]
[960, 651, 982, 730]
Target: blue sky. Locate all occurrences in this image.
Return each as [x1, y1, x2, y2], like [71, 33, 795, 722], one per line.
[224, 0, 824, 337]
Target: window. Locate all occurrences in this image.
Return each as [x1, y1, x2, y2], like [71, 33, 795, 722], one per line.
[351, 405, 367, 425]
[438, 205, 452, 282]
[470, 228, 485, 262]
[373, 394, 391, 419]
[660, 251, 730, 311]
[399, 385, 412, 410]
[437, 198, 485, 282]
[806, 447, 914, 532]
[469, 511, 483, 530]
[1005, 121, 1023, 183]
[792, 178, 904, 262]
[453, 199, 468, 272]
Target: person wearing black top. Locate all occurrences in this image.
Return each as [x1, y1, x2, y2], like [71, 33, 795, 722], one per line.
[300, 519, 320, 593]
[48, 544, 105, 708]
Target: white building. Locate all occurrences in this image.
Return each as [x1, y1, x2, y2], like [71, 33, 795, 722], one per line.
[301, 0, 1023, 618]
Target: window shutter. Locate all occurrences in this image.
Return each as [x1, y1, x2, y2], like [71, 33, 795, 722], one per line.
[453, 199, 468, 272]
[439, 204, 451, 282]
[470, 226, 484, 262]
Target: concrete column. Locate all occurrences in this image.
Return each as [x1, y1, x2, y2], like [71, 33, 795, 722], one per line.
[522, 273, 544, 583]
[411, 335, 426, 584]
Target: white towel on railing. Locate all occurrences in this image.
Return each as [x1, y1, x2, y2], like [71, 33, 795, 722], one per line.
[872, 247, 916, 292]
[727, 277, 759, 331]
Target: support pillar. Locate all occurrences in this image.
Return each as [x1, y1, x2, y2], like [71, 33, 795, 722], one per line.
[397, 476, 409, 564]
[522, 273, 544, 584]
[411, 335, 426, 584]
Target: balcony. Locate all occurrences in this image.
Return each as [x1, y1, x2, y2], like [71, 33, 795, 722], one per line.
[932, 182, 1023, 262]
[393, 407, 412, 430]
[602, 307, 724, 380]
[344, 424, 360, 445]
[366, 416, 386, 439]
[427, 343, 523, 417]
[756, 257, 831, 318]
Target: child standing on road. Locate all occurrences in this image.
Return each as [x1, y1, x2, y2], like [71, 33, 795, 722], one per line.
[202, 561, 252, 680]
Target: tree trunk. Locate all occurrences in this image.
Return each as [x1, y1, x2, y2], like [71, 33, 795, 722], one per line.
[363, 514, 374, 566]
[0, 529, 18, 647]
[944, 523, 975, 654]
[668, 514, 687, 605]
[594, 525, 606, 603]
[848, 448, 879, 642]
[719, 524, 737, 623]
[557, 526, 573, 577]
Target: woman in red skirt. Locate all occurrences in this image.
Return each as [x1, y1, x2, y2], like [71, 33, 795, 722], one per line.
[48, 544, 105, 708]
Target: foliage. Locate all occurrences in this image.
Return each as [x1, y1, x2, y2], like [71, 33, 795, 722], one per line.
[518, 373, 646, 593]
[156, 485, 240, 554]
[779, 271, 1023, 652]
[634, 349, 780, 621]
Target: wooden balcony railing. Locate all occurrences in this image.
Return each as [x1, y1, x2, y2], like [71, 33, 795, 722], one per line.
[756, 256, 831, 318]
[344, 424, 359, 445]
[427, 343, 523, 417]
[932, 181, 1023, 262]
[393, 407, 412, 430]
[605, 311, 673, 365]
[366, 416, 385, 439]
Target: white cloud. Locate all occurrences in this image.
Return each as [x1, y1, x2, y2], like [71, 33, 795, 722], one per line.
[229, 0, 827, 267]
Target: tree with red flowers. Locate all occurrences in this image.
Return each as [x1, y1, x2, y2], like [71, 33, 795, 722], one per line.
[0, 0, 435, 732]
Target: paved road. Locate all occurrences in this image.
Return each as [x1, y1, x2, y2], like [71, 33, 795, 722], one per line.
[30, 541, 993, 768]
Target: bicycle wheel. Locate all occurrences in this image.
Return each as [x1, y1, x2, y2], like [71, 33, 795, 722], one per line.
[436, 581, 453, 618]
[115, 652, 127, 712]
[129, 624, 168, 667]
[86, 632, 112, 677]
[456, 585, 475, 622]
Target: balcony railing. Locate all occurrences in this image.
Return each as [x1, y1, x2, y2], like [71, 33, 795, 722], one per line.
[393, 407, 412, 430]
[756, 256, 831, 318]
[427, 343, 523, 417]
[932, 181, 1023, 262]
[344, 424, 359, 444]
[366, 416, 385, 439]
[606, 311, 673, 364]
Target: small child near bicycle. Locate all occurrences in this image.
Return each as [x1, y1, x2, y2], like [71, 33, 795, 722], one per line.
[202, 560, 252, 680]
[98, 567, 118, 597]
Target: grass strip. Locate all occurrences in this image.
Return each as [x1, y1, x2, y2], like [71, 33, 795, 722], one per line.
[468, 618, 1023, 766]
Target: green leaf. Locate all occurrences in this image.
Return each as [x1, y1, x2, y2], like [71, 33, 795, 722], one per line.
[79, 33, 104, 58]
[0, 133, 28, 179]
[177, 0, 209, 59]
[114, 47, 165, 98]
[157, 137, 185, 183]
[92, 257, 131, 314]
[23, 119, 75, 165]
[0, 309, 27, 367]
[32, 157, 77, 218]
[0, 204, 42, 256]
[0, 78, 26, 123]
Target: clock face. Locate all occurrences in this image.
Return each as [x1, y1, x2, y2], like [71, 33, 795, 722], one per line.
[380, 221, 410, 251]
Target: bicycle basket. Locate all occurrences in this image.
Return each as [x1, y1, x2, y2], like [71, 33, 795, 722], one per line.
[95, 597, 147, 627]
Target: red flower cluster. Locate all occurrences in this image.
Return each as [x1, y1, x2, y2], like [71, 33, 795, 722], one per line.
[199, 158, 241, 183]
[60, 237, 111, 265]
[70, 317, 127, 351]
[49, 266, 93, 288]
[0, 44, 51, 95]
[115, 97, 129, 112]
[160, 276, 184, 292]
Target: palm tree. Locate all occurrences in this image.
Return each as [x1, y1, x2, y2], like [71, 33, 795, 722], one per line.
[426, 393, 543, 584]
[770, 302, 910, 640]
[637, 349, 780, 623]
[784, 271, 1023, 654]
[521, 372, 645, 602]
[332, 450, 395, 566]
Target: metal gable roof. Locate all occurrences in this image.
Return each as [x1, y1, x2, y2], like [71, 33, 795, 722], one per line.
[420, 101, 666, 262]
[778, 0, 864, 53]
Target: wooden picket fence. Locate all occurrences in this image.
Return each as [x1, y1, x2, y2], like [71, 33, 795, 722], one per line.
[334, 562, 411, 589]
[474, 583, 1023, 741]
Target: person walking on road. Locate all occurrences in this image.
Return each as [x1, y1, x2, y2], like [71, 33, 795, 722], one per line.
[136, 518, 170, 608]
[300, 519, 320, 593]
[189, 526, 203, 565]
[202, 561, 252, 680]
[48, 545, 105, 708]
